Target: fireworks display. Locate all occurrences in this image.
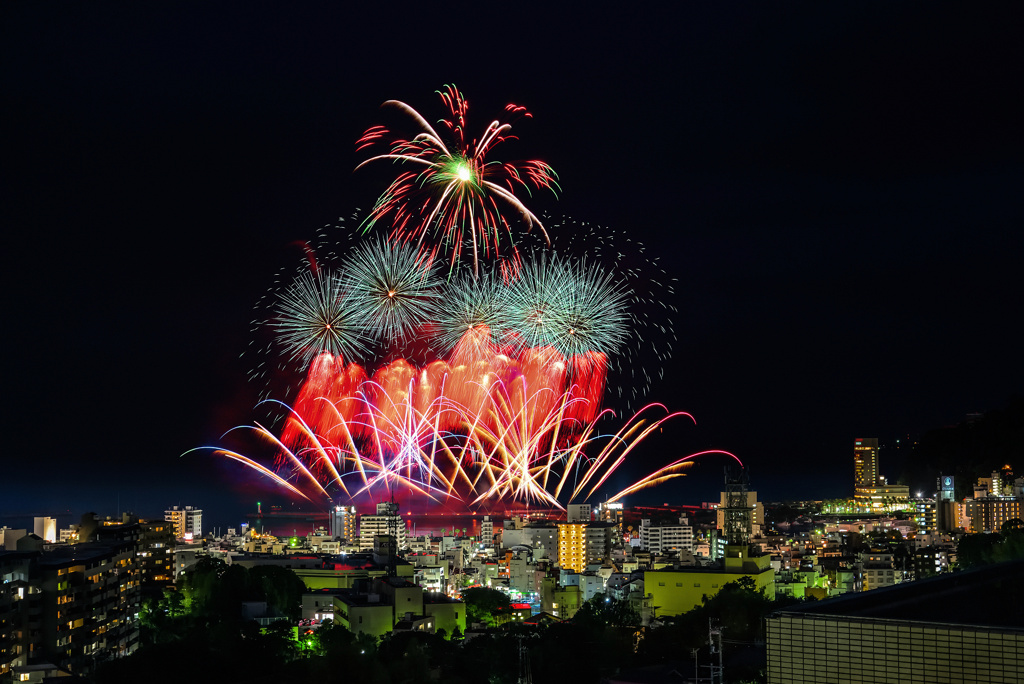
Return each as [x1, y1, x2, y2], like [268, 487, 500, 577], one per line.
[200, 86, 737, 512]
[356, 85, 560, 276]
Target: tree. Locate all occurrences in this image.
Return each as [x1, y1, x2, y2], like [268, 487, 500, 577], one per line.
[1001, 518, 1024, 535]
[957, 533, 1002, 569]
[249, 565, 306, 619]
[462, 587, 511, 627]
[573, 593, 641, 628]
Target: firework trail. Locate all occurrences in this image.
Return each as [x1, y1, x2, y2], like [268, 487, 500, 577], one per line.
[197, 385, 733, 510]
[356, 85, 560, 276]
[202, 322, 739, 509]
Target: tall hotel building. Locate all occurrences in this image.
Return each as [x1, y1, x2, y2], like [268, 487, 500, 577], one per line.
[854, 438, 879, 490]
[853, 438, 909, 510]
[854, 438, 880, 508]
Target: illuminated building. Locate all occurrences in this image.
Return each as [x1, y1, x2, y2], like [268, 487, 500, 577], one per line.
[645, 546, 775, 617]
[936, 474, 958, 532]
[163, 506, 202, 540]
[502, 522, 557, 562]
[358, 503, 408, 551]
[766, 560, 1024, 683]
[329, 505, 358, 542]
[854, 438, 879, 490]
[853, 438, 879, 508]
[966, 497, 1022, 534]
[0, 552, 31, 678]
[480, 516, 493, 547]
[596, 501, 623, 523]
[508, 551, 538, 595]
[288, 548, 414, 591]
[912, 546, 951, 579]
[540, 576, 582, 619]
[137, 519, 175, 591]
[493, 602, 533, 625]
[34, 542, 141, 673]
[716, 492, 764, 537]
[423, 593, 466, 636]
[639, 516, 693, 554]
[0, 520, 142, 678]
[556, 521, 616, 572]
[567, 504, 592, 523]
[557, 522, 588, 572]
[32, 518, 56, 544]
[410, 555, 445, 593]
[330, 576, 465, 639]
[856, 549, 896, 591]
[595, 501, 624, 539]
[910, 499, 938, 534]
[851, 439, 910, 511]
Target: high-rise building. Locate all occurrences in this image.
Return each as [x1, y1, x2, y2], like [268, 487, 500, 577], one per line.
[966, 497, 1023, 534]
[639, 516, 694, 554]
[556, 522, 588, 572]
[480, 516, 493, 547]
[164, 506, 202, 539]
[0, 552, 32, 677]
[854, 437, 879, 492]
[556, 521, 615, 571]
[329, 505, 358, 542]
[567, 504, 592, 523]
[359, 502, 407, 551]
[1, 520, 142, 678]
[853, 439, 909, 510]
[138, 519, 175, 591]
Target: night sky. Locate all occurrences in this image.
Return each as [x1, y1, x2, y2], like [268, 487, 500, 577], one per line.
[4, 2, 1022, 530]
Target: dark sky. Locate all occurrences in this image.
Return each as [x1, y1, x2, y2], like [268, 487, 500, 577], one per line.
[4, 2, 1022, 530]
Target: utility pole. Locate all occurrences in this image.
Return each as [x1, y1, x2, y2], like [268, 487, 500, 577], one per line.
[517, 635, 532, 684]
[708, 619, 724, 684]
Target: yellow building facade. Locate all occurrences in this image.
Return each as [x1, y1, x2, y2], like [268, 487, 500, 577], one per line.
[557, 522, 588, 572]
[645, 547, 775, 617]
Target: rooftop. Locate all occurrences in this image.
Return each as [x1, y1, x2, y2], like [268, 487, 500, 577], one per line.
[776, 560, 1024, 630]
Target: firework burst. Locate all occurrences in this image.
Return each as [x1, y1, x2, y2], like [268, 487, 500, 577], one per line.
[356, 85, 560, 276]
[341, 237, 442, 344]
[272, 269, 370, 369]
[505, 253, 631, 360]
[532, 216, 679, 404]
[430, 268, 510, 356]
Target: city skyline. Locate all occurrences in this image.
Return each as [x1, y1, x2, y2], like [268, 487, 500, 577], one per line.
[4, 3, 1022, 526]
